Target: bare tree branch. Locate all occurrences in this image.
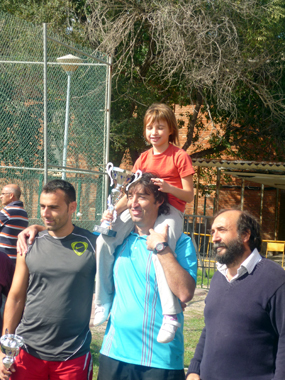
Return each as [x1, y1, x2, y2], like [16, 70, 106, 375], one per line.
[85, 0, 285, 160]
[86, 0, 284, 116]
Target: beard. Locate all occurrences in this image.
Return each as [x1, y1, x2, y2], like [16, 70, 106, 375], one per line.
[214, 236, 245, 266]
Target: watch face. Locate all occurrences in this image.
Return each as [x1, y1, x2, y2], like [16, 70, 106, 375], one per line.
[156, 243, 164, 252]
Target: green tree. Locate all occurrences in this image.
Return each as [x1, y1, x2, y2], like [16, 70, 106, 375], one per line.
[2, 0, 285, 165]
[0, 0, 85, 44]
[85, 0, 285, 163]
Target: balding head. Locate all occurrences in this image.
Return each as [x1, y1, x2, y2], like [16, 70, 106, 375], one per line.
[1, 184, 21, 206]
[5, 184, 21, 199]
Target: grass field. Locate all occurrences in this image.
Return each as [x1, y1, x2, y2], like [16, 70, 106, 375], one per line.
[90, 287, 207, 378]
[196, 266, 215, 287]
[183, 295, 206, 368]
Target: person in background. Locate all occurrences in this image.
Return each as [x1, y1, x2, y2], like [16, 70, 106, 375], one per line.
[0, 184, 28, 333]
[0, 184, 28, 261]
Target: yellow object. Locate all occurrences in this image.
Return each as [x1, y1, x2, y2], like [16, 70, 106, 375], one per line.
[265, 241, 285, 268]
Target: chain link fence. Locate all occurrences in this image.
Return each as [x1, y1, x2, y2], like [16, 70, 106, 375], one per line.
[0, 12, 111, 230]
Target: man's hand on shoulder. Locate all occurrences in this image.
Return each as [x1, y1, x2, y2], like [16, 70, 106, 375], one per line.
[186, 374, 200, 380]
[17, 225, 44, 256]
[146, 224, 169, 252]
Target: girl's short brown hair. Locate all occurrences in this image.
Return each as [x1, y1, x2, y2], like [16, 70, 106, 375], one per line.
[143, 103, 179, 145]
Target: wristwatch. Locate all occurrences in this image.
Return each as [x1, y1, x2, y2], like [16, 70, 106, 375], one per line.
[153, 242, 169, 254]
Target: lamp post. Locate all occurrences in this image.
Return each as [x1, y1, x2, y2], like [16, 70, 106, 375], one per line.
[56, 54, 83, 180]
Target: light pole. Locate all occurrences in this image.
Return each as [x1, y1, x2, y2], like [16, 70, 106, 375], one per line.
[56, 54, 83, 180]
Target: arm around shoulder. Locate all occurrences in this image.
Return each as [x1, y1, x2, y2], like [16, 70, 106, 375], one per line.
[17, 224, 44, 256]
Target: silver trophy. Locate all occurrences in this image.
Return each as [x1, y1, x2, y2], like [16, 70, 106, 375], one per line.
[0, 333, 24, 369]
[93, 162, 142, 237]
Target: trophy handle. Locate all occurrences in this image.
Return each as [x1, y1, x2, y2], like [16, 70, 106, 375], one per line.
[126, 170, 143, 191]
[106, 162, 114, 187]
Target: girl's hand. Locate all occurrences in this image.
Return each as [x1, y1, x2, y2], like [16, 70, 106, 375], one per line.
[101, 210, 113, 223]
[151, 178, 171, 193]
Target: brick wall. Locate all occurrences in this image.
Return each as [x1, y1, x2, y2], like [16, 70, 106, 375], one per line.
[172, 104, 280, 240]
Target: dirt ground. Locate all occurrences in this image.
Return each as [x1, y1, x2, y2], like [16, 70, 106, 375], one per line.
[185, 287, 208, 315]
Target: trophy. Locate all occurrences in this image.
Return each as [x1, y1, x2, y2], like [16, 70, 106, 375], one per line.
[0, 332, 24, 369]
[93, 162, 142, 237]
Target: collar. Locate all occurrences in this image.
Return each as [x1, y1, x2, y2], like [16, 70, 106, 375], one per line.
[43, 224, 75, 240]
[240, 248, 262, 274]
[3, 200, 23, 208]
[217, 248, 262, 281]
[129, 230, 147, 240]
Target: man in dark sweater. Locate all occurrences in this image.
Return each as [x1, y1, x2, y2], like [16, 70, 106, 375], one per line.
[186, 209, 285, 380]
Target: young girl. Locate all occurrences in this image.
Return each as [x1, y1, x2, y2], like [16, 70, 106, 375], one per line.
[94, 103, 195, 343]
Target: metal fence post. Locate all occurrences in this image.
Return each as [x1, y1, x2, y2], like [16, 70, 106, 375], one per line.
[43, 23, 48, 185]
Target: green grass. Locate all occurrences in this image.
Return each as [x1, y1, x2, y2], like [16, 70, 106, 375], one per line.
[183, 309, 205, 368]
[196, 267, 215, 287]
[90, 326, 105, 379]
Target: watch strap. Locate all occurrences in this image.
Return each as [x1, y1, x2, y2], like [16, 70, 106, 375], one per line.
[153, 242, 169, 254]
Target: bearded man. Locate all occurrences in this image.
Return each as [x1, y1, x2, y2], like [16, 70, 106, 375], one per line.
[186, 209, 285, 380]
